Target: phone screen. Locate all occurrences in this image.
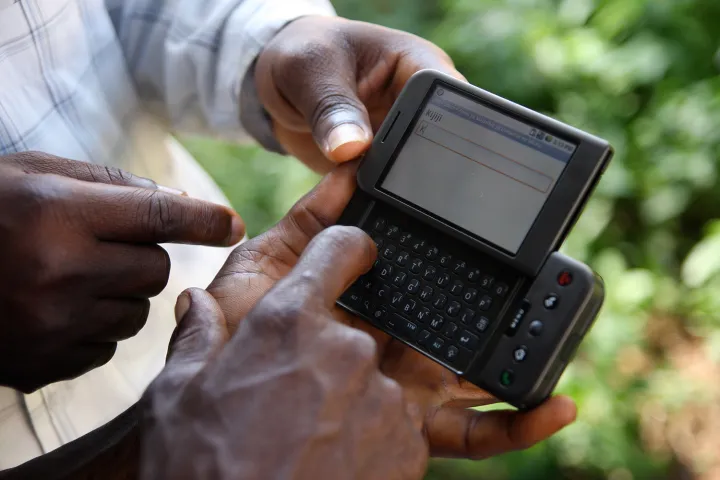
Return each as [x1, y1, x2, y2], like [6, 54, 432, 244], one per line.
[380, 85, 577, 254]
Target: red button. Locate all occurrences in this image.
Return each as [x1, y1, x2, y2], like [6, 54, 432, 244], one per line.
[557, 270, 573, 287]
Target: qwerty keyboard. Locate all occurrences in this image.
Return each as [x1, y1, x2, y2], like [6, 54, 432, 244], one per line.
[339, 211, 519, 373]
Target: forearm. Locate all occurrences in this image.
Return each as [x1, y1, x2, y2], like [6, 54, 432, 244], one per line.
[0, 405, 140, 480]
[105, 0, 335, 142]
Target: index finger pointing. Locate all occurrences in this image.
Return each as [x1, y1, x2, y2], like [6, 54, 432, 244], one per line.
[76, 182, 245, 246]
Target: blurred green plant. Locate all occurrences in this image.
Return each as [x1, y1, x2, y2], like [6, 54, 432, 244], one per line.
[185, 0, 720, 478]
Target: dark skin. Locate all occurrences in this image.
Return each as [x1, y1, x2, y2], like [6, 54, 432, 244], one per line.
[0, 164, 575, 480]
[142, 230, 429, 480]
[204, 162, 577, 461]
[256, 16, 469, 171]
[1, 15, 577, 479]
[0, 151, 244, 393]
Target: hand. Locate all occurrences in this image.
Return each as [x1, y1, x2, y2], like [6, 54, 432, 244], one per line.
[256, 16, 465, 172]
[141, 230, 428, 480]
[0, 151, 244, 393]
[207, 162, 577, 460]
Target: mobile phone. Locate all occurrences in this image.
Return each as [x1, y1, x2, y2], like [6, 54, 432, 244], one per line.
[336, 70, 613, 410]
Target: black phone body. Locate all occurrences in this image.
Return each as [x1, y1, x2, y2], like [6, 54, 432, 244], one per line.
[336, 70, 613, 409]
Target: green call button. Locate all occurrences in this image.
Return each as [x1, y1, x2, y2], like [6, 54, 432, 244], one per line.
[499, 370, 515, 387]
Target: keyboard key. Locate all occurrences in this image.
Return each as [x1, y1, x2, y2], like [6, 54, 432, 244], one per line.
[436, 273, 451, 289]
[372, 236, 384, 250]
[467, 268, 482, 283]
[399, 231, 413, 246]
[475, 316, 491, 333]
[479, 274, 495, 290]
[419, 286, 434, 302]
[361, 299, 372, 313]
[505, 301, 529, 337]
[423, 266, 437, 281]
[395, 251, 410, 267]
[373, 218, 387, 232]
[401, 299, 417, 315]
[417, 330, 431, 345]
[430, 337, 445, 352]
[453, 260, 467, 275]
[494, 283, 509, 297]
[432, 294, 448, 309]
[347, 292, 362, 307]
[457, 330, 479, 349]
[478, 295, 492, 311]
[447, 301, 461, 317]
[371, 306, 388, 321]
[400, 318, 419, 338]
[386, 225, 400, 238]
[415, 307, 431, 323]
[445, 346, 460, 362]
[385, 315, 398, 331]
[382, 245, 397, 260]
[439, 253, 453, 267]
[460, 309, 475, 324]
[406, 279, 421, 294]
[378, 263, 394, 279]
[426, 245, 439, 260]
[449, 280, 464, 296]
[375, 284, 390, 300]
[410, 258, 424, 274]
[361, 278, 374, 291]
[412, 238, 427, 253]
[392, 272, 408, 287]
[443, 322, 459, 338]
[463, 288, 478, 304]
[429, 315, 444, 331]
[390, 292, 404, 307]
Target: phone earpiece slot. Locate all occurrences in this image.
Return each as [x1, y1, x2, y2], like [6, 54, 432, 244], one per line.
[381, 111, 402, 143]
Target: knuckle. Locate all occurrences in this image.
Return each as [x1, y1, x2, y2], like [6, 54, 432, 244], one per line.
[337, 327, 377, 365]
[379, 375, 404, 404]
[136, 190, 180, 237]
[249, 296, 307, 331]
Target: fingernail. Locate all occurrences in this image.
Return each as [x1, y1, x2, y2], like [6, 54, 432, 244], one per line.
[175, 292, 192, 324]
[157, 184, 188, 196]
[226, 215, 245, 246]
[325, 124, 370, 159]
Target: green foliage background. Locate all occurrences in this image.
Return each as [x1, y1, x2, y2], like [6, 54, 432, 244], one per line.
[183, 1, 720, 478]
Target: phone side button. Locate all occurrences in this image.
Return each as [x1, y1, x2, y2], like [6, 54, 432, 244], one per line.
[505, 300, 530, 337]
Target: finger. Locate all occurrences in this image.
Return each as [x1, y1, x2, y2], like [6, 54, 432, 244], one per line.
[271, 160, 358, 251]
[71, 180, 244, 246]
[85, 244, 170, 298]
[256, 21, 373, 163]
[269, 225, 376, 311]
[389, 43, 467, 98]
[424, 396, 577, 459]
[164, 289, 229, 385]
[5, 151, 184, 194]
[82, 299, 151, 343]
[273, 123, 336, 174]
[7, 344, 117, 393]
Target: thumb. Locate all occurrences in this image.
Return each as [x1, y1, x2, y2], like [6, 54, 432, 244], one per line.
[164, 288, 229, 386]
[255, 37, 372, 163]
[284, 62, 372, 163]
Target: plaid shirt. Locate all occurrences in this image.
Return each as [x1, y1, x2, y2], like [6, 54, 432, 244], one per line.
[0, 0, 334, 470]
